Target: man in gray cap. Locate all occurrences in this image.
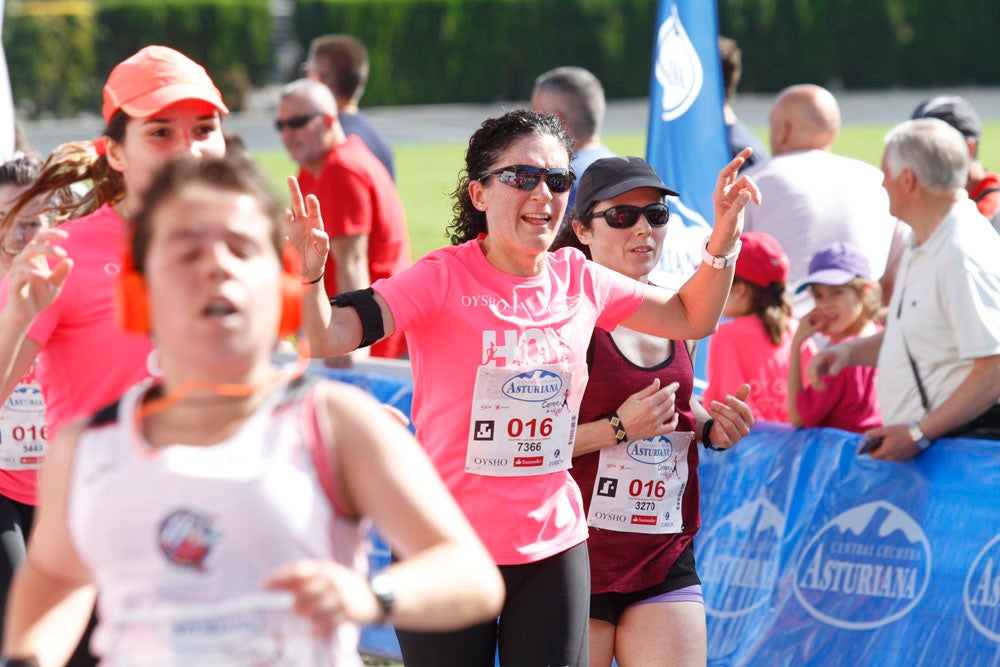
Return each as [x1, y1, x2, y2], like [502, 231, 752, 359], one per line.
[912, 95, 1000, 231]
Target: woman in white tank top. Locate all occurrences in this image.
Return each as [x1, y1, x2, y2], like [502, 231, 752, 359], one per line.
[1, 156, 503, 666]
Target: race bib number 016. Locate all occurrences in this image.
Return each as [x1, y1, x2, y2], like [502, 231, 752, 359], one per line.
[465, 363, 587, 477]
[0, 381, 47, 471]
[587, 431, 693, 534]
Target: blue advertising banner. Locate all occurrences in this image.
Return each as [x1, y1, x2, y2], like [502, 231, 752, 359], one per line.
[646, 0, 729, 292]
[323, 364, 1000, 665]
[698, 424, 1000, 667]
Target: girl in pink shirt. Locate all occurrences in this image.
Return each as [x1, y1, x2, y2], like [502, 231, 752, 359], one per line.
[788, 242, 882, 433]
[288, 110, 761, 667]
[705, 231, 814, 423]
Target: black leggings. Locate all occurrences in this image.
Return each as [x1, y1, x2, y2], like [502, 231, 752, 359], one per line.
[0, 493, 35, 644]
[395, 541, 591, 667]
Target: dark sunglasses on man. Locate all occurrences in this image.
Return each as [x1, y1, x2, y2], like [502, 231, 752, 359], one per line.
[589, 203, 670, 229]
[274, 113, 322, 132]
[479, 165, 576, 194]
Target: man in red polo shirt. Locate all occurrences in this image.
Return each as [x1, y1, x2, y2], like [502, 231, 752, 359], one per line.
[277, 78, 410, 358]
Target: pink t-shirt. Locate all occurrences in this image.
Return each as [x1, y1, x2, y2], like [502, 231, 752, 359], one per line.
[374, 241, 644, 565]
[0, 205, 155, 438]
[705, 315, 814, 423]
[796, 331, 882, 434]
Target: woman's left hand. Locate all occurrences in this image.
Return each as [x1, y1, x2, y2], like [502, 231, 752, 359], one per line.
[699, 383, 754, 450]
[711, 148, 762, 250]
[265, 560, 382, 635]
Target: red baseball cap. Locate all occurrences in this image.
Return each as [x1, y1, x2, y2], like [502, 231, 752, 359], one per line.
[734, 232, 789, 288]
[102, 45, 229, 123]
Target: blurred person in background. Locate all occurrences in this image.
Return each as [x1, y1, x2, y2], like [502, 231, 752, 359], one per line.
[911, 95, 1000, 232]
[718, 36, 769, 172]
[304, 34, 396, 181]
[531, 66, 616, 221]
[276, 78, 410, 360]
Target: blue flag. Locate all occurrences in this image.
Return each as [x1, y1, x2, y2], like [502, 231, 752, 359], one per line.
[646, 0, 729, 390]
[646, 0, 729, 289]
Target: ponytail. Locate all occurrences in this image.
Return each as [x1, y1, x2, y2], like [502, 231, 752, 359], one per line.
[2, 110, 129, 229]
[743, 279, 792, 345]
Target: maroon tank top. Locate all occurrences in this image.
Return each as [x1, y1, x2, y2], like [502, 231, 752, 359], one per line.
[572, 329, 701, 594]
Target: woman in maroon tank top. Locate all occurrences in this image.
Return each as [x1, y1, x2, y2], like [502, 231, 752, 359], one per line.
[552, 156, 755, 667]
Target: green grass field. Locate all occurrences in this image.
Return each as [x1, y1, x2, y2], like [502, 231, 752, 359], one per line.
[256, 122, 1000, 261]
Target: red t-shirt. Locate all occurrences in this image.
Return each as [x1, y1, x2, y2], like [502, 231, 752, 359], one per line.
[970, 171, 1000, 221]
[298, 136, 411, 358]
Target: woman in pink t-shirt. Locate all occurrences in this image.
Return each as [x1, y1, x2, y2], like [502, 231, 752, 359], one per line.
[290, 110, 761, 667]
[0, 155, 52, 643]
[0, 45, 229, 666]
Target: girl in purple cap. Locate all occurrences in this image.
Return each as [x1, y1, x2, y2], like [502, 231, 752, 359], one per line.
[788, 242, 882, 433]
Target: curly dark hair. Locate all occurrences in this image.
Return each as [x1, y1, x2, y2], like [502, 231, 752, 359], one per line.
[446, 109, 573, 246]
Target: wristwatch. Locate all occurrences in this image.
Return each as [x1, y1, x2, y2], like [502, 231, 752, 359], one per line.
[701, 235, 741, 269]
[908, 422, 934, 451]
[369, 571, 395, 623]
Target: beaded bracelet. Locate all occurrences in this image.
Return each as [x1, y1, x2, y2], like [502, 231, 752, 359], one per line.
[608, 412, 629, 445]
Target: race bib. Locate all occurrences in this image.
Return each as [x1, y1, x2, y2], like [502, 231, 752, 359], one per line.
[587, 431, 693, 534]
[102, 593, 342, 666]
[465, 363, 587, 477]
[0, 380, 47, 470]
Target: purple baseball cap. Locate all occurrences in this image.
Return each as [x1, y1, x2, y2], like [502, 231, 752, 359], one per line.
[795, 242, 872, 293]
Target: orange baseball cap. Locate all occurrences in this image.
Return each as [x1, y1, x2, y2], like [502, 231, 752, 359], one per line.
[101, 45, 229, 123]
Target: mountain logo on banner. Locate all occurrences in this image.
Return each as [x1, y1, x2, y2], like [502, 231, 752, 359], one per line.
[794, 501, 931, 630]
[699, 498, 784, 618]
[654, 4, 703, 122]
[964, 533, 1000, 642]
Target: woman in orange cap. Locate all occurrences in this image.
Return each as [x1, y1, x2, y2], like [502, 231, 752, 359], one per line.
[0, 45, 229, 666]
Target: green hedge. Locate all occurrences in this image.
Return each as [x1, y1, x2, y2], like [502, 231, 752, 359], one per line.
[4, 1, 99, 118]
[6, 0, 1000, 119]
[3, 0, 272, 118]
[717, 0, 1000, 91]
[292, 0, 659, 106]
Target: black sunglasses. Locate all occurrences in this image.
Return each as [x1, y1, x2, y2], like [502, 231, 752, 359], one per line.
[274, 113, 322, 132]
[590, 203, 670, 229]
[480, 165, 575, 194]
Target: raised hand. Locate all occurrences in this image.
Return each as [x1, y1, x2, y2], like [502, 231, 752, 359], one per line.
[5, 228, 73, 324]
[711, 147, 762, 247]
[284, 176, 330, 283]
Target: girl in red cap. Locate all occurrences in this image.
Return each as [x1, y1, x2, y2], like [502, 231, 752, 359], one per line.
[0, 45, 228, 666]
[704, 231, 816, 423]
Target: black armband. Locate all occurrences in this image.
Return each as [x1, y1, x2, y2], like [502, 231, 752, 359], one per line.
[329, 287, 385, 348]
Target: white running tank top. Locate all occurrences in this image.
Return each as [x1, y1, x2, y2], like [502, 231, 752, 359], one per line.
[68, 375, 366, 666]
